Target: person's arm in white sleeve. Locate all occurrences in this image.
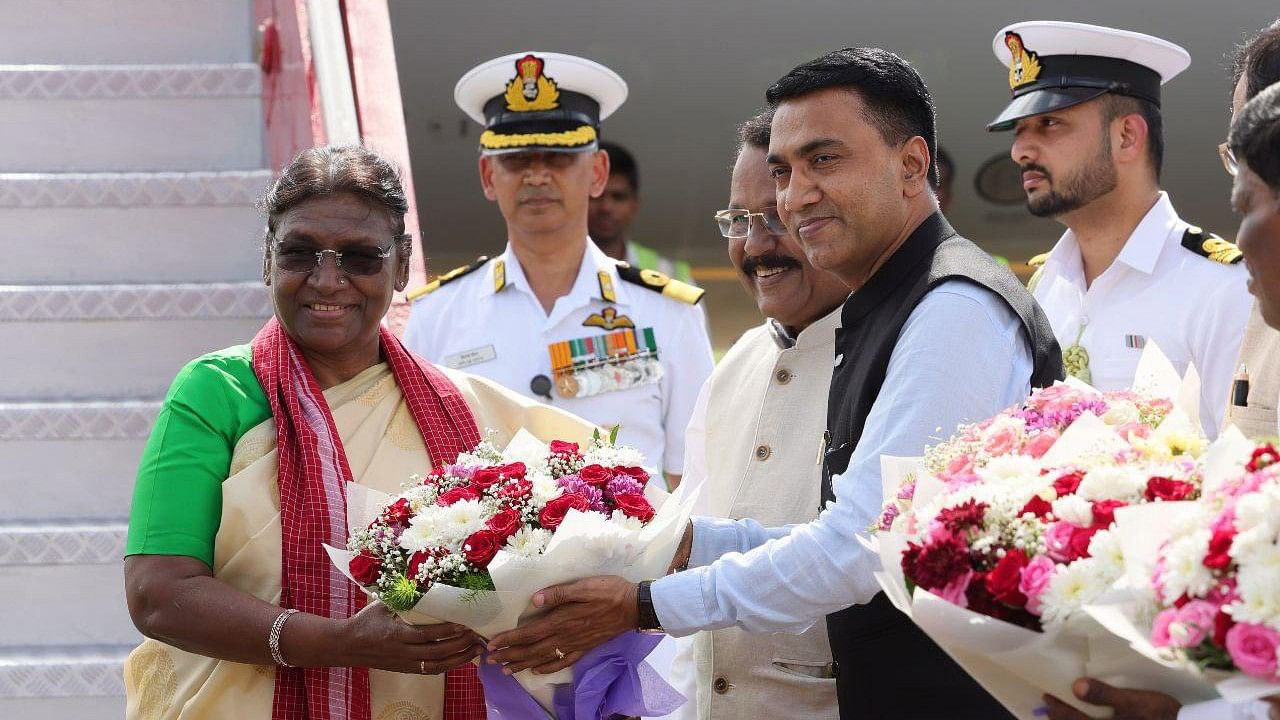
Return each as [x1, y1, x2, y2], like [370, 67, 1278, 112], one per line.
[660, 302, 716, 479]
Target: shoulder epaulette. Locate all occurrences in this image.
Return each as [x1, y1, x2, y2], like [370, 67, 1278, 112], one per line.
[1181, 227, 1242, 265]
[406, 256, 489, 301]
[1026, 252, 1050, 268]
[616, 263, 705, 305]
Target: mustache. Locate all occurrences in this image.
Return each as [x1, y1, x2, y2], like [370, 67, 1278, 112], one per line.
[1020, 163, 1052, 181]
[518, 190, 561, 203]
[741, 252, 802, 276]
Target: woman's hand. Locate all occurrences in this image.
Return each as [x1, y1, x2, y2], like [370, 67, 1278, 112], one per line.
[331, 603, 483, 675]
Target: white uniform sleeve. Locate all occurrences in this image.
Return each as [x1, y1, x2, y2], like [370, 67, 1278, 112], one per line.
[660, 303, 715, 475]
[1193, 272, 1251, 438]
[680, 378, 711, 508]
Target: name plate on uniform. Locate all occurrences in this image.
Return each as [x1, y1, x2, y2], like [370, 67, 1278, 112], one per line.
[547, 327, 662, 399]
[444, 345, 497, 369]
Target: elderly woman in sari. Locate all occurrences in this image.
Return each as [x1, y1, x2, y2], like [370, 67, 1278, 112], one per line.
[123, 145, 594, 720]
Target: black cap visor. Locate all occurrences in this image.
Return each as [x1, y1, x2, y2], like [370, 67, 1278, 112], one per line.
[987, 86, 1109, 132]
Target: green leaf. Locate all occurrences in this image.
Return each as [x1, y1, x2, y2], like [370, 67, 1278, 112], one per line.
[608, 424, 620, 445]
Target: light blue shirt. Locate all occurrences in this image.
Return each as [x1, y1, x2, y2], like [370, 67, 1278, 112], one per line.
[653, 280, 1036, 635]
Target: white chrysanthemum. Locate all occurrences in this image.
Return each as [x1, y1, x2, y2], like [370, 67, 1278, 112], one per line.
[1077, 466, 1146, 502]
[1160, 530, 1215, 600]
[1236, 493, 1279, 534]
[1052, 494, 1095, 526]
[1230, 566, 1280, 626]
[442, 499, 487, 543]
[505, 527, 551, 558]
[609, 510, 645, 532]
[399, 508, 446, 552]
[531, 475, 560, 505]
[1040, 558, 1108, 628]
[1149, 413, 1205, 458]
[978, 454, 1041, 485]
[583, 443, 647, 470]
[1088, 529, 1125, 579]
[1101, 400, 1140, 426]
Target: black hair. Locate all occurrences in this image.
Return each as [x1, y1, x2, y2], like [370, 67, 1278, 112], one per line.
[1099, 94, 1164, 180]
[1233, 19, 1280, 100]
[260, 144, 409, 240]
[599, 140, 639, 193]
[736, 108, 774, 152]
[765, 47, 938, 186]
[1229, 81, 1280, 191]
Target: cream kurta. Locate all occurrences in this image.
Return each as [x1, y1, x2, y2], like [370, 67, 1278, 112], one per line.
[124, 363, 596, 720]
[675, 310, 840, 720]
[1222, 303, 1280, 439]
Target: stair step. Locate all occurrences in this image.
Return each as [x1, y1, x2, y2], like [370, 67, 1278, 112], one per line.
[0, 644, 131, 699]
[0, 0, 251, 65]
[0, 521, 126, 566]
[0, 283, 271, 402]
[0, 170, 272, 209]
[0, 64, 262, 172]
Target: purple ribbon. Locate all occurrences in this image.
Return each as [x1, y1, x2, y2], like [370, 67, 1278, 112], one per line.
[480, 632, 685, 719]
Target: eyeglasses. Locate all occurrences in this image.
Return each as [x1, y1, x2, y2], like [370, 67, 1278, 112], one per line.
[271, 235, 407, 276]
[713, 207, 787, 238]
[1219, 142, 1238, 177]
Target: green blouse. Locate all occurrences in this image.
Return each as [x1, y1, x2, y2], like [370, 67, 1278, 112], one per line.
[125, 344, 270, 568]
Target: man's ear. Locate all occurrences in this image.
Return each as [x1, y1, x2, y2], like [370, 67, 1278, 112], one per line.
[1116, 113, 1149, 165]
[589, 148, 610, 198]
[479, 154, 498, 201]
[901, 136, 931, 198]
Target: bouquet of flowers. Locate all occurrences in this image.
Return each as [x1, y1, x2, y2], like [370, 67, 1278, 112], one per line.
[325, 428, 691, 718]
[866, 345, 1219, 718]
[1085, 429, 1280, 706]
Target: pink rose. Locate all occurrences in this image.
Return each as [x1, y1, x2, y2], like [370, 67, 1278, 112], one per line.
[1226, 623, 1280, 680]
[1151, 608, 1180, 647]
[984, 428, 1018, 456]
[1168, 601, 1218, 648]
[1043, 522, 1078, 563]
[1019, 555, 1057, 615]
[1022, 431, 1059, 459]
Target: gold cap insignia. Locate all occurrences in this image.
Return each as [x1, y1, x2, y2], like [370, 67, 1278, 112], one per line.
[1004, 32, 1042, 90]
[504, 54, 560, 112]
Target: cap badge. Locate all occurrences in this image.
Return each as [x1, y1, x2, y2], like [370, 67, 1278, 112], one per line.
[1004, 32, 1042, 90]
[504, 54, 560, 112]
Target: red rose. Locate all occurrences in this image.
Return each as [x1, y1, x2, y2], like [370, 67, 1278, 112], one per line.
[437, 485, 480, 506]
[1214, 608, 1235, 647]
[349, 550, 382, 586]
[985, 549, 1029, 608]
[1204, 527, 1235, 570]
[487, 508, 522, 539]
[498, 462, 527, 479]
[616, 466, 650, 486]
[1067, 525, 1100, 561]
[382, 498, 413, 526]
[613, 492, 656, 523]
[462, 529, 502, 567]
[1090, 499, 1127, 528]
[1145, 476, 1197, 502]
[1052, 471, 1084, 496]
[579, 464, 613, 487]
[1247, 444, 1279, 472]
[549, 440, 581, 456]
[1019, 495, 1053, 519]
[471, 468, 502, 490]
[498, 478, 532, 501]
[539, 492, 591, 530]
[406, 548, 443, 587]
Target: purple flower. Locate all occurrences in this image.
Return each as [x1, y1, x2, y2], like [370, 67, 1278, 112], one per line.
[606, 476, 644, 499]
[557, 476, 604, 511]
[443, 463, 476, 480]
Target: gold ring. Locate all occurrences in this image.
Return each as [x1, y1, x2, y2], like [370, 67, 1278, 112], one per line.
[553, 647, 566, 660]
[420, 659, 427, 674]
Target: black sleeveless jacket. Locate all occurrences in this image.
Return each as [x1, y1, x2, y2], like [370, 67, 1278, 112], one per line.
[821, 213, 1063, 719]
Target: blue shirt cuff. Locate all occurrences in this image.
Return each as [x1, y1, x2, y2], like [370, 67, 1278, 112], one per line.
[652, 568, 710, 637]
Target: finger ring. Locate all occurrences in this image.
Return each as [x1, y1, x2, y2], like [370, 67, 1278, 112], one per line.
[553, 647, 566, 660]
[420, 659, 427, 674]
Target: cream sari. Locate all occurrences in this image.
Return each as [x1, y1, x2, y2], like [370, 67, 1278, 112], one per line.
[124, 363, 595, 720]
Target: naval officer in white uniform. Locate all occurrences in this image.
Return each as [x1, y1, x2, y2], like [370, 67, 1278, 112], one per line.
[403, 51, 713, 489]
[988, 21, 1251, 437]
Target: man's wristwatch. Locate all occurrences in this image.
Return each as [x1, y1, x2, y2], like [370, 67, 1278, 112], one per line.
[636, 580, 664, 633]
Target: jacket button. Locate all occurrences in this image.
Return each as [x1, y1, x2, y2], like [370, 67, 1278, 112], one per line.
[713, 676, 730, 694]
[775, 368, 793, 384]
[754, 445, 771, 461]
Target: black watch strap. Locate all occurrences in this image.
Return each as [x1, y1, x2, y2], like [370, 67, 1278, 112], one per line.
[637, 580, 664, 632]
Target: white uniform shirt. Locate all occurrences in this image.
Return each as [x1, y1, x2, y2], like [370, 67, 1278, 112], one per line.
[1033, 192, 1250, 436]
[403, 240, 713, 476]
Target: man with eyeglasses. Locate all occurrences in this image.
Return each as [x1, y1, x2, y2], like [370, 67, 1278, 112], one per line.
[402, 52, 713, 494]
[992, 21, 1250, 438]
[664, 109, 847, 720]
